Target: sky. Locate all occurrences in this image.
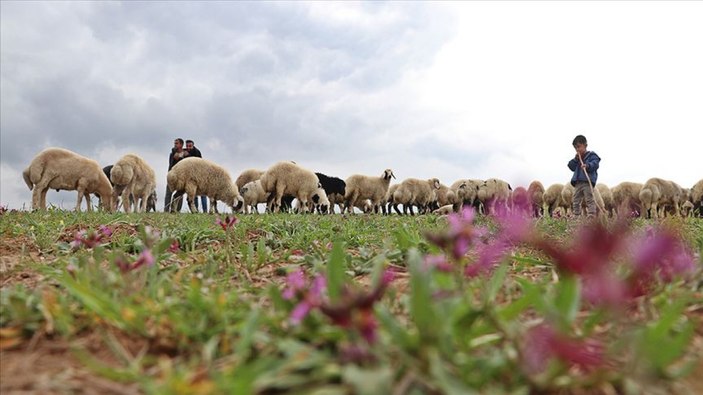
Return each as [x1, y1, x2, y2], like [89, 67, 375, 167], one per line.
[2, 1, 702, 211]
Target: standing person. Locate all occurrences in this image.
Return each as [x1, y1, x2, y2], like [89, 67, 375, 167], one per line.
[164, 138, 187, 212]
[568, 135, 601, 218]
[185, 139, 208, 213]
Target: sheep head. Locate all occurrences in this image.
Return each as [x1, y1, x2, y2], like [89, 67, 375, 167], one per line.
[383, 169, 395, 180]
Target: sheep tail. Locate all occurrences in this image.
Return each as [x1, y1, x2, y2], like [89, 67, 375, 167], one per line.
[22, 168, 33, 190]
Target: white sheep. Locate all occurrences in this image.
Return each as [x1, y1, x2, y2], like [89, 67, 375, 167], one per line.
[611, 182, 643, 217]
[23, 147, 113, 212]
[430, 184, 457, 212]
[477, 178, 512, 215]
[344, 169, 395, 214]
[166, 157, 243, 213]
[384, 184, 400, 215]
[293, 187, 331, 214]
[240, 179, 269, 214]
[235, 169, 265, 189]
[527, 181, 545, 217]
[391, 178, 441, 215]
[259, 161, 322, 213]
[690, 179, 703, 217]
[509, 186, 531, 216]
[639, 177, 684, 218]
[543, 183, 564, 217]
[451, 179, 482, 212]
[595, 184, 615, 217]
[110, 154, 156, 213]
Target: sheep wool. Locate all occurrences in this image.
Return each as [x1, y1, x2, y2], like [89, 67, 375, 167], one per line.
[23, 147, 113, 212]
[259, 161, 322, 213]
[344, 169, 395, 214]
[110, 154, 156, 213]
[167, 157, 243, 213]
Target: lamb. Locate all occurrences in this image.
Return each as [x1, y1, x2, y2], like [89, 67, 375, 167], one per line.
[344, 169, 395, 214]
[611, 182, 643, 217]
[691, 179, 703, 217]
[391, 178, 441, 215]
[315, 172, 346, 214]
[477, 178, 512, 215]
[235, 169, 265, 189]
[240, 179, 269, 214]
[23, 147, 113, 212]
[109, 154, 156, 213]
[543, 183, 564, 217]
[527, 181, 545, 217]
[639, 177, 684, 218]
[166, 157, 243, 213]
[259, 161, 323, 213]
[293, 187, 331, 214]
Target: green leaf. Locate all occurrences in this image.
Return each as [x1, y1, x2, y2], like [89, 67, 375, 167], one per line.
[407, 248, 437, 341]
[484, 262, 508, 302]
[554, 275, 581, 326]
[326, 241, 346, 303]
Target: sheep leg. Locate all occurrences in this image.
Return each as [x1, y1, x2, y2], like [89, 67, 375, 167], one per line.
[84, 193, 93, 212]
[33, 175, 54, 210]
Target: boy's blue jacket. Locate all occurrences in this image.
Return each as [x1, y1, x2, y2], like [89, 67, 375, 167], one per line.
[568, 151, 600, 186]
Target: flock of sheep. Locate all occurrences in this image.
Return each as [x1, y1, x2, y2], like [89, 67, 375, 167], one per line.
[21, 147, 703, 218]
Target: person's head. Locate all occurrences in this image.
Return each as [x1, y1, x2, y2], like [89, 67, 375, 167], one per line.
[174, 138, 184, 150]
[185, 139, 195, 150]
[572, 135, 588, 155]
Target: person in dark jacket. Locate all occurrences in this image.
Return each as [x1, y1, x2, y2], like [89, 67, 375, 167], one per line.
[164, 138, 187, 212]
[568, 134, 600, 218]
[184, 139, 208, 213]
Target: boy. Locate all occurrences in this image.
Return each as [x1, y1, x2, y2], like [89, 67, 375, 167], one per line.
[567, 135, 600, 217]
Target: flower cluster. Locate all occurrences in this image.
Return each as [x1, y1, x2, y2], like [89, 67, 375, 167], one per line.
[70, 225, 113, 250]
[215, 215, 238, 231]
[282, 268, 395, 344]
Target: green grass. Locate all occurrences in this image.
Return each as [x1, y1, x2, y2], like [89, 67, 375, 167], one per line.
[1, 211, 702, 394]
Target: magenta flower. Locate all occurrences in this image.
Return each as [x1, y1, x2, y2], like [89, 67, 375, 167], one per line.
[282, 269, 326, 324]
[465, 239, 510, 278]
[215, 215, 238, 231]
[423, 254, 454, 273]
[168, 240, 180, 253]
[114, 249, 155, 273]
[70, 226, 113, 249]
[522, 323, 606, 375]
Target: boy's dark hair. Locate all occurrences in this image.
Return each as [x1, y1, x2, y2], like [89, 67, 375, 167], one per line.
[572, 135, 587, 146]
[175, 138, 184, 145]
[186, 139, 194, 145]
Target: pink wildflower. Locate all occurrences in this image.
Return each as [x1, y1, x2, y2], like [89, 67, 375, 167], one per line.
[522, 323, 606, 375]
[215, 215, 238, 231]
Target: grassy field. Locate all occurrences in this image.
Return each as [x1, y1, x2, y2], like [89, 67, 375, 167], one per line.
[1, 209, 702, 394]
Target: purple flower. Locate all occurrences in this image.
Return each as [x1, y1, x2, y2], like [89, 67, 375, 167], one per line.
[522, 323, 606, 375]
[283, 270, 326, 324]
[215, 215, 238, 231]
[423, 254, 454, 273]
[115, 249, 155, 273]
[70, 226, 113, 249]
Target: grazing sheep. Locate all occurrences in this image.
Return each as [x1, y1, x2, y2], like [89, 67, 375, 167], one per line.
[527, 181, 545, 217]
[315, 172, 346, 213]
[510, 186, 531, 216]
[451, 179, 482, 212]
[477, 178, 512, 215]
[344, 169, 395, 214]
[595, 184, 615, 217]
[639, 177, 684, 218]
[429, 184, 457, 212]
[260, 161, 322, 213]
[166, 158, 243, 213]
[385, 184, 400, 215]
[691, 179, 703, 217]
[240, 179, 269, 214]
[110, 154, 156, 213]
[235, 169, 265, 189]
[543, 183, 564, 217]
[23, 147, 113, 211]
[611, 182, 643, 217]
[391, 178, 441, 215]
[104, 165, 158, 213]
[680, 200, 695, 217]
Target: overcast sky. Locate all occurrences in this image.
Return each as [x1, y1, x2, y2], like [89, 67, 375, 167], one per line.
[2, 1, 702, 211]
